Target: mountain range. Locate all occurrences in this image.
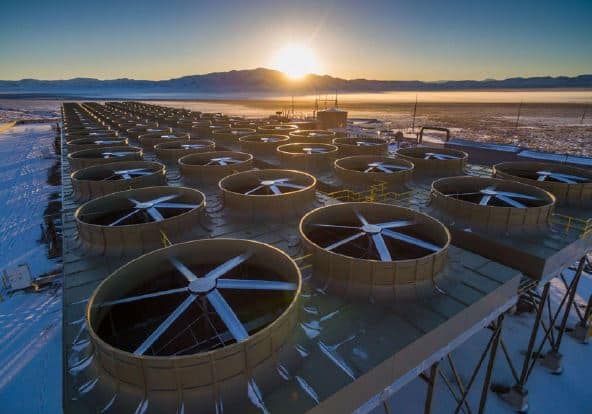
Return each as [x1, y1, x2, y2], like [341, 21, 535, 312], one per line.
[1, 68, 591, 97]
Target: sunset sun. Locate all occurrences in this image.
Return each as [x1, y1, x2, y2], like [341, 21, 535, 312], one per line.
[271, 44, 320, 79]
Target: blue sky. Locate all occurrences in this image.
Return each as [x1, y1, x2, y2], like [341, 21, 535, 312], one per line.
[0, 0, 591, 81]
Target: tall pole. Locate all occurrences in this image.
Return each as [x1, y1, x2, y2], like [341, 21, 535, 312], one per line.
[411, 94, 418, 132]
[515, 100, 523, 128]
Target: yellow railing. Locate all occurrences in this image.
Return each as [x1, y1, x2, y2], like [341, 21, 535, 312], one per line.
[160, 230, 173, 247]
[325, 182, 415, 204]
[550, 213, 592, 239]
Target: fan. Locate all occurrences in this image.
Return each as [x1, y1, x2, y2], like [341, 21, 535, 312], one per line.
[82, 194, 200, 226]
[90, 240, 300, 357]
[362, 161, 411, 173]
[206, 156, 245, 166]
[423, 152, 460, 160]
[179, 143, 210, 149]
[302, 146, 331, 154]
[243, 178, 306, 195]
[444, 185, 546, 208]
[530, 170, 589, 184]
[355, 140, 382, 147]
[102, 167, 156, 180]
[99, 150, 138, 159]
[308, 209, 442, 261]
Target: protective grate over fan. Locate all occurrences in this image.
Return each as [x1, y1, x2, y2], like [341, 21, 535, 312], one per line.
[71, 160, 166, 202]
[395, 146, 468, 177]
[493, 161, 592, 207]
[75, 186, 205, 255]
[154, 139, 215, 163]
[430, 176, 555, 233]
[299, 202, 450, 300]
[289, 129, 336, 144]
[332, 137, 389, 156]
[67, 146, 143, 171]
[179, 150, 254, 185]
[86, 239, 301, 408]
[219, 169, 317, 217]
[277, 143, 338, 173]
[239, 133, 290, 156]
[334, 155, 413, 191]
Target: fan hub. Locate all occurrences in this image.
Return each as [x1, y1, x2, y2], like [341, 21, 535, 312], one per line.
[537, 171, 551, 176]
[368, 162, 380, 167]
[362, 224, 382, 234]
[134, 201, 154, 209]
[261, 180, 276, 186]
[188, 277, 216, 294]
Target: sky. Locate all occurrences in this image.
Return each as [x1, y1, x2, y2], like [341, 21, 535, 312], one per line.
[0, 0, 591, 81]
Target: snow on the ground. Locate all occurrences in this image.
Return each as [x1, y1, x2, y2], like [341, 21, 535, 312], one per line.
[0, 123, 62, 413]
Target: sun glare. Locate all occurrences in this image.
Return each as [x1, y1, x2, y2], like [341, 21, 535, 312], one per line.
[271, 44, 320, 79]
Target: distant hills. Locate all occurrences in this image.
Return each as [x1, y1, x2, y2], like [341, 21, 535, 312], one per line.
[1, 68, 591, 97]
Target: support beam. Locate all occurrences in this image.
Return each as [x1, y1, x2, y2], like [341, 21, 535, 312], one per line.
[478, 315, 503, 414]
[424, 362, 439, 414]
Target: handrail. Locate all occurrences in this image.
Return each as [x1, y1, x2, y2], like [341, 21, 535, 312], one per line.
[418, 126, 451, 144]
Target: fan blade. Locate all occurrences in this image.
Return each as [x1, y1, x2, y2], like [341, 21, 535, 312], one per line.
[311, 223, 361, 230]
[269, 185, 282, 195]
[364, 166, 375, 173]
[207, 289, 249, 342]
[276, 182, 305, 190]
[376, 220, 415, 229]
[354, 211, 369, 225]
[217, 279, 297, 291]
[156, 202, 199, 209]
[148, 194, 179, 205]
[147, 207, 165, 222]
[100, 287, 188, 307]
[134, 294, 197, 355]
[120, 173, 132, 180]
[203, 253, 253, 281]
[479, 195, 492, 206]
[537, 174, 547, 182]
[225, 158, 242, 164]
[108, 209, 140, 226]
[376, 165, 394, 173]
[382, 229, 441, 252]
[217, 159, 228, 166]
[371, 234, 392, 261]
[495, 194, 526, 208]
[169, 257, 198, 282]
[325, 232, 365, 251]
[547, 173, 578, 184]
[245, 185, 265, 195]
[494, 191, 540, 201]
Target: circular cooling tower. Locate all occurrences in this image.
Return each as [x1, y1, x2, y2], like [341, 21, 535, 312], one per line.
[395, 146, 468, 176]
[332, 137, 389, 156]
[430, 176, 555, 234]
[219, 169, 317, 218]
[277, 143, 338, 173]
[138, 132, 190, 150]
[239, 134, 290, 156]
[75, 186, 205, 255]
[288, 129, 336, 144]
[334, 156, 413, 191]
[231, 121, 258, 129]
[66, 137, 128, 153]
[179, 151, 253, 185]
[299, 202, 450, 300]
[211, 128, 257, 147]
[126, 125, 167, 140]
[71, 160, 166, 202]
[493, 161, 592, 208]
[86, 238, 301, 411]
[190, 120, 212, 138]
[66, 129, 119, 142]
[68, 146, 143, 171]
[154, 140, 215, 163]
[258, 124, 299, 135]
